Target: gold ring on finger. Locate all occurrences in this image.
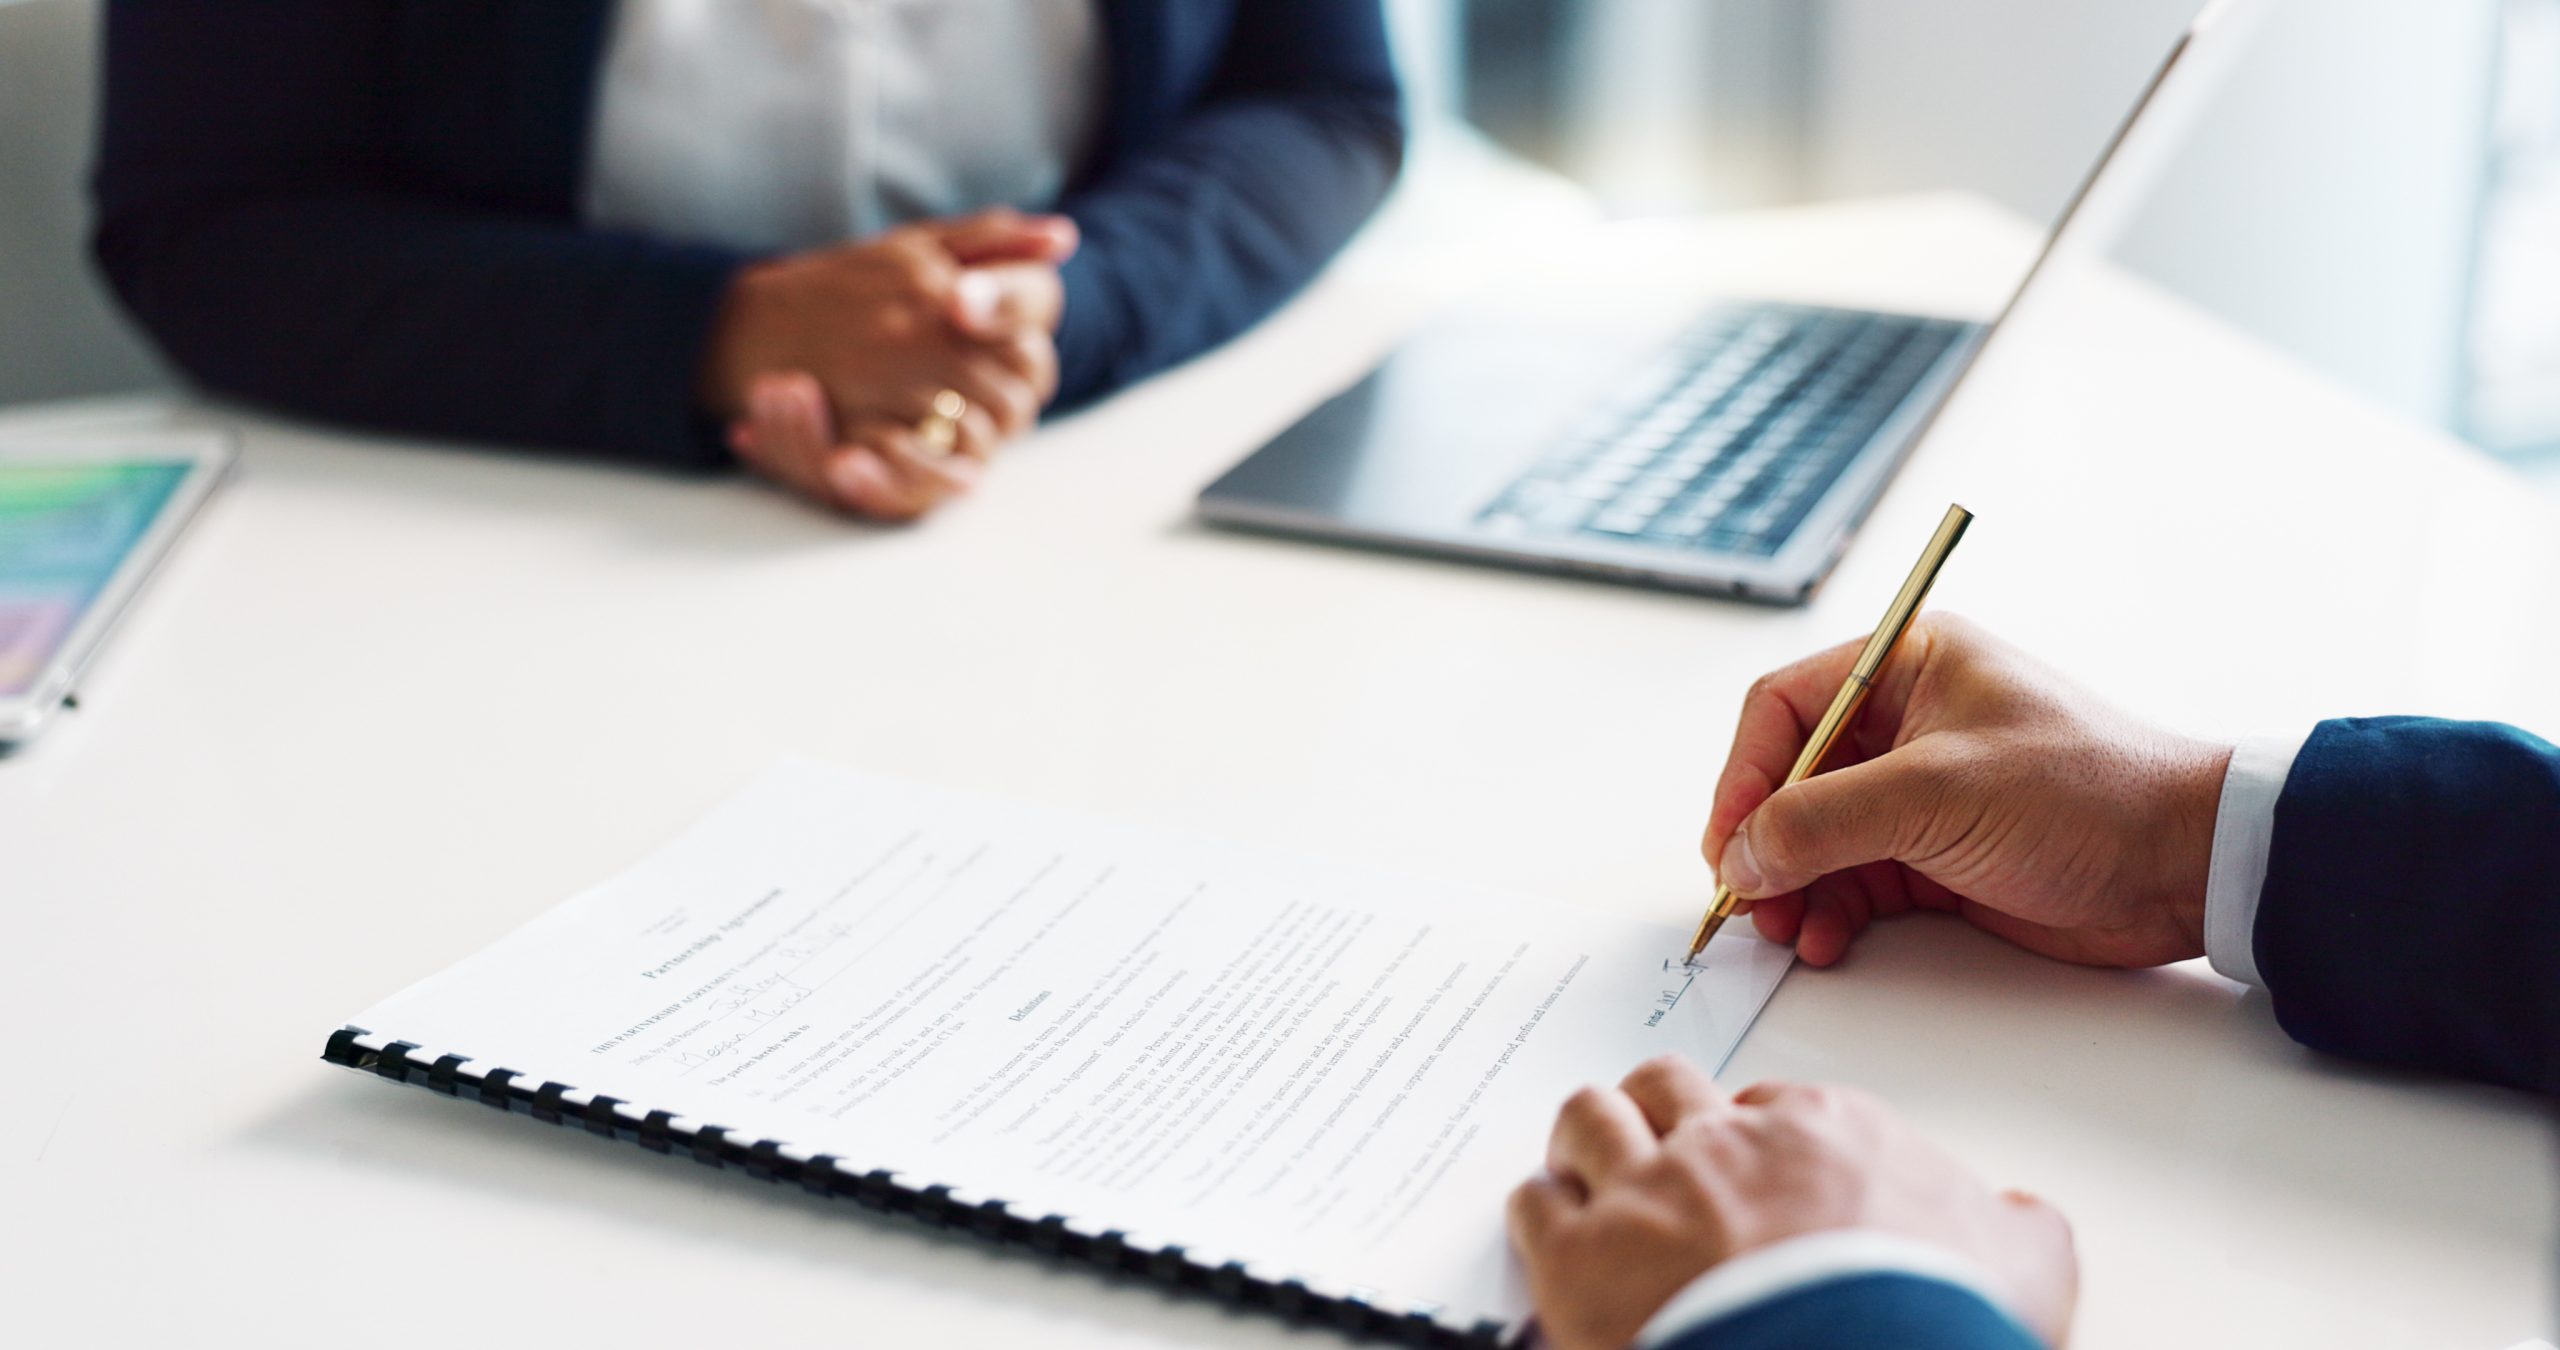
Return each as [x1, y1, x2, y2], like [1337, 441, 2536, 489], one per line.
[916, 389, 967, 460]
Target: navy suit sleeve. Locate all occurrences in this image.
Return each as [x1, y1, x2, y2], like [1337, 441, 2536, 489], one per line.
[2256, 717, 2560, 1095]
[1050, 0, 1405, 405]
[1656, 1274, 2041, 1350]
[91, 1, 742, 466]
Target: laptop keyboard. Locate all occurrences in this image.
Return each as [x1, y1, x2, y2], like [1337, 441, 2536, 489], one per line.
[1477, 305, 1977, 558]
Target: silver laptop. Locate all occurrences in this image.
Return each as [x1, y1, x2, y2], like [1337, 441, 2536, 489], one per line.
[1198, 2, 2244, 605]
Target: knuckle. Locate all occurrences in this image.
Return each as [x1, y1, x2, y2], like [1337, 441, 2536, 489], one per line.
[883, 241, 939, 288]
[1559, 1085, 1610, 1122]
[1624, 1054, 1687, 1091]
[1681, 1109, 1745, 1150]
[869, 303, 922, 341]
[1778, 1082, 1834, 1112]
[1742, 1078, 1813, 1109]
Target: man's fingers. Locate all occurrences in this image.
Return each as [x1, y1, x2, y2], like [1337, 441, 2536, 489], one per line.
[1748, 892, 1806, 945]
[1506, 1173, 1581, 1253]
[1702, 621, 1948, 871]
[1702, 638, 1869, 869]
[1618, 1056, 1727, 1135]
[1720, 753, 1945, 900]
[1546, 1086, 1660, 1187]
[1793, 874, 1875, 967]
[927, 209, 1080, 266]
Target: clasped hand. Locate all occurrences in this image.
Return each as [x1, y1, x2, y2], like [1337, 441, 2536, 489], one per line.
[699, 208, 1078, 521]
[1512, 1057, 2077, 1350]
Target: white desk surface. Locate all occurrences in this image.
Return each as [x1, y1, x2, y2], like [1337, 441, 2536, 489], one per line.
[5, 192, 2554, 1349]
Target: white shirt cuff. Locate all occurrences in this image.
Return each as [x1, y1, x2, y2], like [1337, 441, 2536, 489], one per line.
[2202, 728, 2313, 988]
[1635, 1229, 2017, 1347]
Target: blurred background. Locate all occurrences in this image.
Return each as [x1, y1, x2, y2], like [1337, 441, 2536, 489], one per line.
[5, 0, 2555, 486]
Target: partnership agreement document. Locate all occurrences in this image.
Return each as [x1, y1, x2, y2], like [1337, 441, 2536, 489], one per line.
[348, 761, 1791, 1327]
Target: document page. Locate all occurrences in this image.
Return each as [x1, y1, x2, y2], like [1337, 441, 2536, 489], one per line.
[349, 761, 1792, 1328]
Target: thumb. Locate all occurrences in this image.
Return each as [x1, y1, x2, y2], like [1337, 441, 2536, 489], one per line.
[1718, 755, 1937, 899]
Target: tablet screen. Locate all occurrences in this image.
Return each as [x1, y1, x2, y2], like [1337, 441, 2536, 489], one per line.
[0, 461, 194, 698]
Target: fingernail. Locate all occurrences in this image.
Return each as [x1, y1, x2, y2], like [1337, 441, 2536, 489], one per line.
[955, 272, 1001, 329]
[1721, 830, 1767, 897]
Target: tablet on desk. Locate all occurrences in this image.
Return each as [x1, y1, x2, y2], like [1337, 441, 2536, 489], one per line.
[0, 433, 233, 744]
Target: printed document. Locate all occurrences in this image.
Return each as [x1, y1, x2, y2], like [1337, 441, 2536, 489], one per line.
[352, 760, 1792, 1324]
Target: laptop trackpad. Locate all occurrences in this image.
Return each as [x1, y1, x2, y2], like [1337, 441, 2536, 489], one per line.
[1215, 310, 1665, 531]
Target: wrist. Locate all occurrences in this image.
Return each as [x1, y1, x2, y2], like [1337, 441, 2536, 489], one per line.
[2158, 736, 2232, 959]
[697, 262, 783, 421]
[1638, 1231, 2027, 1349]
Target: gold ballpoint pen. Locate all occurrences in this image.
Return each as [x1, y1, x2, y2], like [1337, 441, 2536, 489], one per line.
[1686, 503, 1975, 964]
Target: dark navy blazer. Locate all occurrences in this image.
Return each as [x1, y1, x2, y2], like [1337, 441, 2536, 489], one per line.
[92, 0, 1403, 465]
[1666, 715, 2560, 1350]
[1662, 1275, 2041, 1350]
[2257, 717, 2560, 1096]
